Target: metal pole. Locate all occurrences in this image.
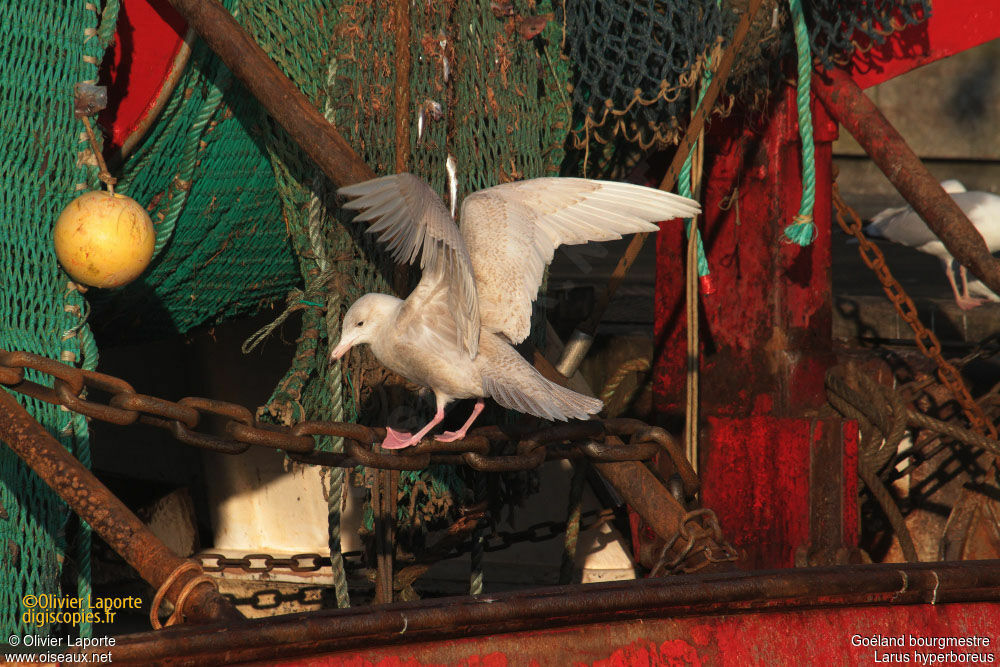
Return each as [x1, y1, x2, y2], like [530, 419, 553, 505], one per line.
[556, 0, 768, 377]
[0, 390, 242, 626]
[164, 0, 376, 188]
[593, 459, 732, 571]
[73, 559, 1000, 665]
[813, 67, 1000, 298]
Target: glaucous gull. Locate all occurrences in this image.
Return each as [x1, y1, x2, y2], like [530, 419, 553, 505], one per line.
[329, 174, 700, 449]
[865, 180, 1000, 309]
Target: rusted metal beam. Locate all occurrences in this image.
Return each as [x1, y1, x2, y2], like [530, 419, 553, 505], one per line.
[164, 0, 375, 188]
[390, 0, 412, 297]
[0, 389, 242, 626]
[594, 458, 733, 571]
[560, 0, 767, 371]
[593, 461, 687, 541]
[391, 0, 412, 177]
[814, 67, 1000, 298]
[73, 559, 1000, 665]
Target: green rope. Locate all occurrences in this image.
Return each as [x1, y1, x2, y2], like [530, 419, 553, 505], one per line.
[151, 63, 231, 259]
[343, 367, 360, 421]
[783, 0, 817, 246]
[323, 294, 351, 608]
[678, 70, 711, 279]
[95, 0, 120, 49]
[326, 466, 350, 608]
[59, 286, 96, 638]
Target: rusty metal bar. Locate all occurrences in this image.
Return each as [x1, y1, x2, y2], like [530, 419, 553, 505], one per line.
[373, 464, 396, 605]
[164, 0, 375, 188]
[562, 0, 767, 362]
[390, 0, 412, 296]
[594, 459, 732, 571]
[74, 559, 1000, 665]
[0, 390, 242, 626]
[814, 67, 1000, 298]
[593, 461, 687, 540]
[391, 0, 412, 176]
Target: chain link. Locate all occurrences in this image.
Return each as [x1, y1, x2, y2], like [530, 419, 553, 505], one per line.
[199, 552, 364, 574]
[649, 508, 738, 576]
[0, 348, 670, 472]
[197, 508, 621, 576]
[832, 186, 997, 438]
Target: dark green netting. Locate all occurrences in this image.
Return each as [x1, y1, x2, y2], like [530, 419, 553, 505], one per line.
[1, 1, 106, 637]
[91, 5, 299, 341]
[566, 0, 931, 151]
[807, 0, 932, 67]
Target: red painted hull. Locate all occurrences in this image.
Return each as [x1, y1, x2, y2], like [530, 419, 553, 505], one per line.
[76, 560, 1000, 665]
[266, 603, 999, 667]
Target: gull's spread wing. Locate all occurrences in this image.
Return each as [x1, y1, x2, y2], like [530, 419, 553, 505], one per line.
[338, 174, 480, 358]
[460, 177, 700, 343]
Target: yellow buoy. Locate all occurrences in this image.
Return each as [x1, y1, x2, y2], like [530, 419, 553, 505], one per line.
[53, 190, 155, 289]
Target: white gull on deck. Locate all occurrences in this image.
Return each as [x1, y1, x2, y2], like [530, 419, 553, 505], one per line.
[329, 173, 700, 449]
[865, 180, 1000, 309]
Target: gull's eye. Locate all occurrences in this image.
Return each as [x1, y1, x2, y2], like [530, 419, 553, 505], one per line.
[356, 321, 365, 327]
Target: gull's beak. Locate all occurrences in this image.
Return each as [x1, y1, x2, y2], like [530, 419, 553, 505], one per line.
[329, 337, 354, 361]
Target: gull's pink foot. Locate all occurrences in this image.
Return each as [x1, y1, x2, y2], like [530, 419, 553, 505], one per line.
[382, 407, 447, 450]
[956, 295, 987, 311]
[434, 430, 467, 443]
[434, 399, 484, 443]
[382, 427, 419, 450]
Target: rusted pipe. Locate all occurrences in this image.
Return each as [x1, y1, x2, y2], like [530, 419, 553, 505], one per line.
[814, 68, 1000, 297]
[391, 0, 412, 176]
[594, 461, 686, 539]
[559, 0, 767, 370]
[390, 0, 412, 295]
[532, 355, 730, 563]
[164, 0, 375, 188]
[594, 459, 731, 571]
[0, 390, 242, 626]
[76, 559, 1000, 665]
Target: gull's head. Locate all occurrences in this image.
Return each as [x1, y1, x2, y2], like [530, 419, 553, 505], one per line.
[329, 293, 399, 361]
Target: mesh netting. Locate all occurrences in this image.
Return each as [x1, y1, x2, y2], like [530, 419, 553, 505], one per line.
[90, 5, 299, 341]
[807, 0, 932, 67]
[0, 1, 106, 637]
[566, 0, 931, 152]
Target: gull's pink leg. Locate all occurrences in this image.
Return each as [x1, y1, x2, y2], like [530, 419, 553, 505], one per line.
[944, 261, 963, 304]
[957, 265, 987, 310]
[435, 399, 485, 442]
[382, 407, 445, 450]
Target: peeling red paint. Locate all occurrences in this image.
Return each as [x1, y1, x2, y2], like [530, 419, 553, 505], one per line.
[653, 88, 840, 569]
[281, 652, 510, 667]
[584, 638, 704, 667]
[261, 601, 1000, 667]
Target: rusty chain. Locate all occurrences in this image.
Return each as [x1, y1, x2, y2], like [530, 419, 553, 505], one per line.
[199, 552, 360, 574]
[0, 348, 688, 473]
[649, 508, 738, 576]
[832, 185, 997, 438]
[198, 508, 620, 575]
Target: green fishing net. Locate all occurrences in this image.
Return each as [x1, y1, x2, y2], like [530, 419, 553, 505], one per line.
[0, 1, 109, 638]
[566, 0, 932, 152]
